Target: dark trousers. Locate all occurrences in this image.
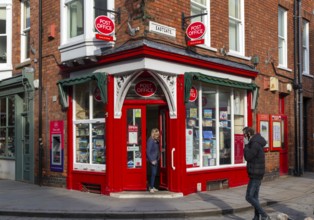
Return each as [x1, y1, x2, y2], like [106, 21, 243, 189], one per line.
[246, 178, 267, 218]
[149, 163, 158, 189]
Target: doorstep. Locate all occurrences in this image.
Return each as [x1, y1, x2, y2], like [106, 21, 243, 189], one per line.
[110, 191, 184, 198]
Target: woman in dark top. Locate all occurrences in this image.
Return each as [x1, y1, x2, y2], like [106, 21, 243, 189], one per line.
[146, 128, 160, 193]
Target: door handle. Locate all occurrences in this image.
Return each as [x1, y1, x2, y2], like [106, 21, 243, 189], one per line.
[171, 148, 176, 170]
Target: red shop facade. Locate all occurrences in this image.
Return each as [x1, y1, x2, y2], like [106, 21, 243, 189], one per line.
[58, 40, 259, 195]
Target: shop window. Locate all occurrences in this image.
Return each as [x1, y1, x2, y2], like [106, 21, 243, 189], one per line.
[278, 7, 287, 68]
[186, 84, 246, 169]
[228, 0, 244, 56]
[0, 96, 15, 159]
[21, 0, 30, 62]
[190, 0, 210, 47]
[73, 81, 106, 172]
[302, 20, 310, 75]
[60, 0, 114, 62]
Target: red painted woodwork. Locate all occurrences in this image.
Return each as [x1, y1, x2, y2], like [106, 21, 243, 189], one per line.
[122, 105, 147, 190]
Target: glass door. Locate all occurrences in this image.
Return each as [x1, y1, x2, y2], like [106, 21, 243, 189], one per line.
[159, 108, 168, 189]
[122, 105, 147, 190]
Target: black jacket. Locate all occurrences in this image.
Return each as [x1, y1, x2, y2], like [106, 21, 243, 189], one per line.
[244, 133, 267, 180]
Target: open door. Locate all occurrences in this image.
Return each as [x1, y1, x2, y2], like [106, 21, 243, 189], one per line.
[159, 107, 170, 190]
[122, 105, 147, 190]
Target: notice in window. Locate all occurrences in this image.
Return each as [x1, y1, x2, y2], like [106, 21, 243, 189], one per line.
[186, 129, 193, 164]
[128, 125, 138, 145]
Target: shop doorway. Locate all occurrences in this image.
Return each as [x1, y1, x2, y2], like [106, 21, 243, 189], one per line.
[122, 104, 170, 191]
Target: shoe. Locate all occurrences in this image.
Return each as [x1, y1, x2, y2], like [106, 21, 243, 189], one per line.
[153, 187, 159, 192]
[149, 188, 154, 193]
[252, 215, 259, 220]
[261, 215, 271, 220]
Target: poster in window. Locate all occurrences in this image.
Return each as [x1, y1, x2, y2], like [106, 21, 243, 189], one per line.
[202, 119, 212, 127]
[219, 111, 228, 120]
[128, 125, 138, 144]
[273, 121, 281, 148]
[187, 118, 196, 127]
[260, 121, 269, 148]
[186, 129, 193, 165]
[204, 109, 212, 118]
[203, 130, 213, 139]
[190, 108, 197, 118]
[234, 134, 244, 164]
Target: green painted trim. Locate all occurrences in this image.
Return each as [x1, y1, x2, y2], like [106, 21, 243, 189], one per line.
[57, 72, 108, 108]
[184, 72, 257, 103]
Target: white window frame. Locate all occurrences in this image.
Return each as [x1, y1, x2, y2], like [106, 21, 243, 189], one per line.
[190, 0, 211, 48]
[278, 7, 288, 68]
[228, 0, 245, 56]
[59, 0, 114, 62]
[20, 0, 30, 63]
[73, 82, 106, 172]
[186, 85, 248, 172]
[302, 20, 310, 75]
[0, 1, 12, 79]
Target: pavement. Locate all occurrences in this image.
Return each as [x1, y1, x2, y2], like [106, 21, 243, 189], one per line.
[0, 173, 313, 219]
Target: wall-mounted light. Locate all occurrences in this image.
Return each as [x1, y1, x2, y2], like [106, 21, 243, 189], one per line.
[251, 54, 259, 68]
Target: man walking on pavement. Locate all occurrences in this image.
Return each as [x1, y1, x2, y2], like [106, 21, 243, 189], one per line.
[243, 127, 271, 220]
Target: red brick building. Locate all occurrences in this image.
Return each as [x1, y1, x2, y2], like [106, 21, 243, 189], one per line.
[0, 0, 313, 195]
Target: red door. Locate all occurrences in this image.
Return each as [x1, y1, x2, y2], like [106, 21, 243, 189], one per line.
[159, 108, 170, 189]
[279, 115, 288, 175]
[122, 105, 147, 190]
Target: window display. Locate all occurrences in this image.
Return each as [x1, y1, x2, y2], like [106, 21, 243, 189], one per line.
[186, 84, 247, 169]
[0, 96, 15, 158]
[73, 82, 106, 171]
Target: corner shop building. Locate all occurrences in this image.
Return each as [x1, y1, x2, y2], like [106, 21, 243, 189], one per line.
[55, 40, 266, 195]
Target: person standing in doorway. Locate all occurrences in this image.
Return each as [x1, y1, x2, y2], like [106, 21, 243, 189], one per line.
[146, 128, 160, 193]
[243, 127, 271, 220]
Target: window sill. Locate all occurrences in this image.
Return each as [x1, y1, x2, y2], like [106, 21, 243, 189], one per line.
[196, 44, 218, 52]
[227, 51, 251, 61]
[59, 37, 114, 62]
[74, 163, 106, 172]
[277, 65, 292, 72]
[15, 59, 32, 70]
[302, 73, 313, 78]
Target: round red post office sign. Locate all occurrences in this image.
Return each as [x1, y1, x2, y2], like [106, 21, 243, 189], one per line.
[135, 80, 157, 97]
[95, 15, 115, 35]
[186, 22, 206, 40]
[189, 86, 198, 102]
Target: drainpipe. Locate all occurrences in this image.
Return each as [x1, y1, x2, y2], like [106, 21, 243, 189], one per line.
[38, 0, 44, 185]
[297, 0, 304, 176]
[293, 0, 303, 176]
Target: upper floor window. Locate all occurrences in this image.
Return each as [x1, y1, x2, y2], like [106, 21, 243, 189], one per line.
[229, 0, 244, 56]
[190, 0, 210, 47]
[0, 7, 7, 64]
[21, 0, 30, 62]
[278, 7, 287, 68]
[302, 20, 309, 75]
[67, 0, 84, 38]
[0, 2, 12, 73]
[60, 0, 114, 62]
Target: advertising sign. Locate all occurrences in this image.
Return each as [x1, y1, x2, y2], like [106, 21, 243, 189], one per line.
[189, 86, 198, 102]
[50, 121, 64, 172]
[135, 80, 157, 97]
[186, 21, 206, 46]
[95, 15, 115, 41]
